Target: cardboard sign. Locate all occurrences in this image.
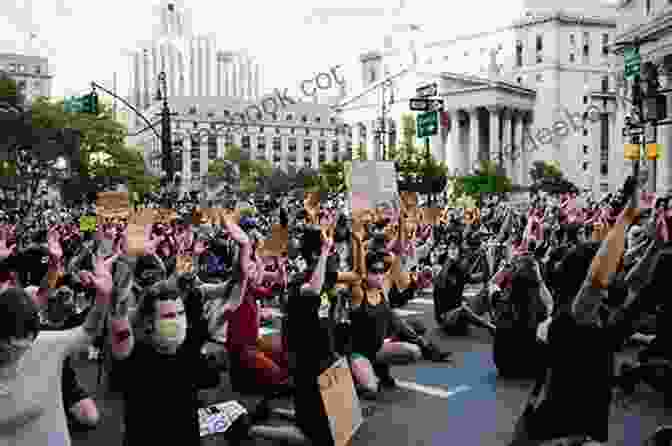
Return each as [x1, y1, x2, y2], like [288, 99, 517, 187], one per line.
[126, 210, 154, 257]
[349, 161, 398, 213]
[176, 255, 194, 273]
[422, 208, 443, 225]
[318, 357, 364, 446]
[260, 224, 288, 257]
[96, 192, 129, 219]
[624, 143, 640, 160]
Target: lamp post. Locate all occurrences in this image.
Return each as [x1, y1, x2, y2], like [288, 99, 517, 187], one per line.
[154, 72, 175, 183]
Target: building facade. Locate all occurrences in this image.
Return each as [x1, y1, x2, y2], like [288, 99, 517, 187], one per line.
[127, 96, 352, 196]
[0, 53, 52, 104]
[337, 1, 619, 192]
[128, 1, 263, 119]
[610, 0, 672, 194]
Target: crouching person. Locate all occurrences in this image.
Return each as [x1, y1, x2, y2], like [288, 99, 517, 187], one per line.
[350, 252, 451, 397]
[108, 277, 220, 446]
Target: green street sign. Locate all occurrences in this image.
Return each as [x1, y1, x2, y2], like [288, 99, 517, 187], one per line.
[417, 110, 438, 138]
[624, 46, 640, 80]
[64, 94, 98, 114]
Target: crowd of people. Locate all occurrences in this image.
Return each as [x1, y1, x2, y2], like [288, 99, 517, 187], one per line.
[0, 175, 671, 446]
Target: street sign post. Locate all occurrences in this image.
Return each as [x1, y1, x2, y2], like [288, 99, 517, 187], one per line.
[409, 98, 443, 112]
[417, 110, 438, 138]
[624, 47, 640, 80]
[416, 83, 438, 98]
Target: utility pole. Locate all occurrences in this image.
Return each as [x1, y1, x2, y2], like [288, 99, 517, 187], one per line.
[112, 72, 118, 121]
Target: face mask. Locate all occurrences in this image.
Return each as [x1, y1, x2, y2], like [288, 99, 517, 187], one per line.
[152, 317, 187, 353]
[447, 248, 459, 260]
[0, 338, 33, 367]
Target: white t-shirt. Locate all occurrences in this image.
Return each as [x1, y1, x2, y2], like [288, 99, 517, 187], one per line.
[0, 327, 90, 446]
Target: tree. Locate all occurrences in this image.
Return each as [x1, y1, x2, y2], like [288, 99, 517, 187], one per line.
[318, 160, 347, 194]
[354, 143, 367, 161]
[208, 144, 272, 195]
[27, 96, 158, 199]
[295, 166, 320, 190]
[529, 160, 563, 183]
[0, 72, 23, 108]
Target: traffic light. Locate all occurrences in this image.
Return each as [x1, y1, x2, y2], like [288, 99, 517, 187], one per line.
[81, 93, 98, 114]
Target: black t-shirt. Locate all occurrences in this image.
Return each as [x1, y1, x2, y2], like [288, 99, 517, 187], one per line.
[116, 341, 218, 446]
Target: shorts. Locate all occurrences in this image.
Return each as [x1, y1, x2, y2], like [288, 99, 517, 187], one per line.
[62, 357, 90, 410]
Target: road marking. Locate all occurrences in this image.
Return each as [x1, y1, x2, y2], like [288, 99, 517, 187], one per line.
[396, 381, 471, 399]
[409, 298, 434, 305]
[394, 309, 423, 317]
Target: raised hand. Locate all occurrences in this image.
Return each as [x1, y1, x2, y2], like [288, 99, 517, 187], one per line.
[79, 252, 120, 305]
[47, 226, 63, 261]
[0, 225, 16, 259]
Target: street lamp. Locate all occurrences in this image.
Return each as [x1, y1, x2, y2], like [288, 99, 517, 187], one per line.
[154, 71, 175, 184]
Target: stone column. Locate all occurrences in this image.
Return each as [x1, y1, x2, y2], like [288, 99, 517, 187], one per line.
[487, 106, 501, 164]
[448, 109, 462, 174]
[501, 108, 512, 177]
[469, 107, 480, 172]
[520, 111, 532, 186]
[513, 112, 524, 185]
[657, 59, 672, 194]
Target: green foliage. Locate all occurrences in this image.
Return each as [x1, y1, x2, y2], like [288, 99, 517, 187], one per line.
[0, 73, 23, 107]
[318, 160, 347, 194]
[208, 144, 273, 194]
[22, 96, 158, 198]
[529, 160, 563, 183]
[355, 143, 367, 161]
[395, 113, 447, 193]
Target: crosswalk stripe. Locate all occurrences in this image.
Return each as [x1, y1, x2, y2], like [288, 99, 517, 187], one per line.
[396, 381, 471, 399]
[409, 298, 434, 305]
[394, 309, 423, 317]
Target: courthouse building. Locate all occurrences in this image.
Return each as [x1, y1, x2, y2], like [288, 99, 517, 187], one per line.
[337, 0, 620, 193]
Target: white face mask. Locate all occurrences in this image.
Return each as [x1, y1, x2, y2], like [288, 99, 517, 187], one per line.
[151, 300, 187, 354]
[447, 248, 459, 260]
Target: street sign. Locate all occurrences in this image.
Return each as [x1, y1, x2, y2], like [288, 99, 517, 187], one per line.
[624, 46, 640, 80]
[409, 98, 443, 112]
[646, 143, 660, 160]
[416, 83, 438, 98]
[417, 110, 438, 138]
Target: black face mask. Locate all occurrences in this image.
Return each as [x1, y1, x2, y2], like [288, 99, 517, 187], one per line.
[334, 226, 349, 242]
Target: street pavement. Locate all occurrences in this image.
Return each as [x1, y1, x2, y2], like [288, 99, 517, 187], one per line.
[70, 285, 672, 446]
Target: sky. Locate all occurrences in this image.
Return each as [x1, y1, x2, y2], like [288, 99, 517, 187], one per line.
[0, 0, 540, 103]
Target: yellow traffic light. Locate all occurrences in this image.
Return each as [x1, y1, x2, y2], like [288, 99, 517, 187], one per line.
[624, 143, 640, 160]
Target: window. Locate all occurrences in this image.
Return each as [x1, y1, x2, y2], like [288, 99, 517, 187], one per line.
[291, 128, 295, 135]
[8, 64, 16, 72]
[536, 54, 542, 64]
[600, 112, 609, 175]
[275, 127, 280, 134]
[645, 0, 652, 15]
[209, 122, 216, 130]
[257, 135, 266, 149]
[305, 129, 309, 136]
[570, 34, 576, 46]
[301, 115, 307, 123]
[34, 65, 41, 75]
[602, 34, 609, 56]
[583, 32, 590, 61]
[18, 64, 25, 72]
[536, 34, 543, 52]
[332, 140, 339, 153]
[225, 133, 234, 146]
[517, 76, 522, 84]
[319, 140, 326, 152]
[582, 162, 589, 171]
[535, 73, 543, 82]
[190, 134, 199, 148]
[207, 135, 217, 160]
[271, 112, 277, 120]
[369, 68, 376, 83]
[320, 129, 325, 137]
[304, 158, 312, 168]
[272, 137, 281, 152]
[583, 145, 589, 155]
[583, 95, 588, 104]
[600, 163, 608, 176]
[17, 81, 26, 91]
[241, 135, 250, 150]
[259, 126, 264, 133]
[330, 117, 336, 125]
[515, 41, 523, 67]
[583, 128, 588, 136]
[315, 116, 321, 123]
[189, 107, 197, 115]
[287, 114, 293, 121]
[304, 139, 312, 153]
[569, 53, 575, 63]
[319, 154, 326, 163]
[207, 111, 215, 118]
[288, 137, 297, 152]
[601, 76, 609, 92]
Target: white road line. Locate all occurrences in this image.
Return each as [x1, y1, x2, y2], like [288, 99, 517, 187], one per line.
[409, 298, 434, 305]
[396, 381, 472, 399]
[394, 309, 423, 317]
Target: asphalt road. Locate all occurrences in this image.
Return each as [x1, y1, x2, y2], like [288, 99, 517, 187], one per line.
[70, 285, 672, 446]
